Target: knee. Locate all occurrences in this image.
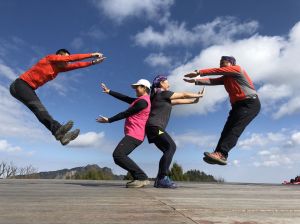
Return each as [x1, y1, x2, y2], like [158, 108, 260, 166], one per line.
[113, 151, 125, 163]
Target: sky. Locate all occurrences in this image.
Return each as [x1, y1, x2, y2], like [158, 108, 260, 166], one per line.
[0, 0, 300, 183]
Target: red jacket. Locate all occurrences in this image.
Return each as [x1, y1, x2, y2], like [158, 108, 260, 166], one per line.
[195, 65, 257, 104]
[20, 53, 93, 89]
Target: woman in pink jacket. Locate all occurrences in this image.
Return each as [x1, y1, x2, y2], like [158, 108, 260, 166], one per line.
[97, 79, 151, 188]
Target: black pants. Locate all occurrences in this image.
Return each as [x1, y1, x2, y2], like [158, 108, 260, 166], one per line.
[113, 135, 148, 180]
[10, 79, 61, 135]
[215, 97, 261, 157]
[147, 126, 176, 179]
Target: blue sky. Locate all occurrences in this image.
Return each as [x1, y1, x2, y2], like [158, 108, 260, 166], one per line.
[1, 0, 300, 183]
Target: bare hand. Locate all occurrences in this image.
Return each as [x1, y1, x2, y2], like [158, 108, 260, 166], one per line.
[92, 52, 104, 58]
[199, 87, 205, 97]
[183, 78, 196, 83]
[96, 116, 109, 123]
[184, 71, 198, 78]
[101, 83, 110, 94]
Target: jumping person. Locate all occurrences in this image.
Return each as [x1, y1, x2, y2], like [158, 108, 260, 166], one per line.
[184, 56, 260, 165]
[146, 75, 205, 188]
[10, 49, 105, 145]
[97, 79, 151, 188]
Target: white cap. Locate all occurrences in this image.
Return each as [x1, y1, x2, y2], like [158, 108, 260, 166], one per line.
[131, 79, 151, 89]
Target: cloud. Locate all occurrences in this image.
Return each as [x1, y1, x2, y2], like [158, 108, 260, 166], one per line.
[70, 37, 84, 50]
[92, 0, 174, 23]
[70, 26, 106, 50]
[134, 17, 258, 48]
[166, 20, 300, 119]
[291, 132, 300, 145]
[0, 62, 17, 81]
[68, 131, 111, 150]
[172, 132, 217, 149]
[144, 53, 172, 67]
[0, 139, 22, 153]
[0, 83, 47, 139]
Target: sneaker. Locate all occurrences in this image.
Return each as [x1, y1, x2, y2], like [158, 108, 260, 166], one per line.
[126, 179, 150, 188]
[154, 176, 177, 189]
[204, 151, 227, 165]
[54, 121, 74, 140]
[203, 156, 217, 165]
[60, 129, 80, 146]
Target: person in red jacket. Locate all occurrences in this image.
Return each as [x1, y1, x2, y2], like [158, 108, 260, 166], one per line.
[10, 49, 105, 145]
[184, 56, 260, 165]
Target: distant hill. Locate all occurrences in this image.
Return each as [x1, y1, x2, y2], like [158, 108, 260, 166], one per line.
[15, 164, 124, 180]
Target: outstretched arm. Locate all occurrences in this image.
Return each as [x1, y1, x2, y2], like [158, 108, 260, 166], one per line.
[96, 99, 148, 123]
[184, 77, 224, 85]
[171, 87, 205, 105]
[101, 83, 136, 104]
[47, 52, 103, 62]
[170, 89, 204, 100]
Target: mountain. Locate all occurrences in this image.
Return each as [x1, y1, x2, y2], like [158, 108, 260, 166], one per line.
[15, 164, 124, 180]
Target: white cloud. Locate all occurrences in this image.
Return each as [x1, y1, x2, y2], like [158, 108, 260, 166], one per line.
[144, 53, 172, 67]
[238, 133, 269, 149]
[70, 37, 84, 50]
[258, 150, 271, 156]
[167, 20, 300, 119]
[134, 17, 258, 48]
[0, 83, 47, 139]
[291, 132, 300, 145]
[68, 131, 110, 149]
[0, 139, 22, 153]
[92, 0, 174, 23]
[173, 132, 217, 149]
[0, 62, 17, 81]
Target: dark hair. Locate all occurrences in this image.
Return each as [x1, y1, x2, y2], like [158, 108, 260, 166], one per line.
[220, 56, 236, 65]
[56, 49, 70, 55]
[150, 74, 168, 100]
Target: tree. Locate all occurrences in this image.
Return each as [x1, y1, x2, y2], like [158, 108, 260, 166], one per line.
[123, 172, 133, 180]
[170, 162, 187, 181]
[184, 169, 217, 182]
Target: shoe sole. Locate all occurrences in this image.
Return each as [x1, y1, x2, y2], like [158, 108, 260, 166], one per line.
[60, 129, 80, 146]
[126, 180, 150, 188]
[55, 121, 74, 140]
[203, 152, 227, 166]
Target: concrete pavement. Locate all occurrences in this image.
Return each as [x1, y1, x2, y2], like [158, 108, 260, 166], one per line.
[0, 179, 300, 224]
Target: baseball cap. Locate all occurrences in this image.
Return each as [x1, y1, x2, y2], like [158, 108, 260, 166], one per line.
[131, 79, 151, 89]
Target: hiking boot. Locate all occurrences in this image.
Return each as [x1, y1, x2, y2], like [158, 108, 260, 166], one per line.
[154, 176, 177, 189]
[126, 179, 150, 188]
[54, 121, 74, 140]
[60, 129, 80, 146]
[204, 151, 227, 165]
[203, 156, 218, 165]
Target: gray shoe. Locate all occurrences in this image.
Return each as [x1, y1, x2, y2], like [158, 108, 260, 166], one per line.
[60, 129, 80, 146]
[126, 180, 150, 188]
[54, 121, 74, 140]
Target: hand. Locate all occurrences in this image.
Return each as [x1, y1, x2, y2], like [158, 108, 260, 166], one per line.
[183, 78, 196, 83]
[92, 57, 106, 65]
[92, 52, 104, 58]
[184, 71, 198, 78]
[96, 116, 109, 123]
[101, 83, 110, 94]
[199, 87, 205, 97]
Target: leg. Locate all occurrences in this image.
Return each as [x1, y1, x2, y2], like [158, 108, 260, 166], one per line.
[215, 98, 261, 157]
[10, 79, 61, 135]
[113, 135, 148, 180]
[152, 131, 176, 179]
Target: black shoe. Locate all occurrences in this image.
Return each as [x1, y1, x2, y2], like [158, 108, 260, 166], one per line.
[54, 121, 74, 140]
[60, 129, 80, 146]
